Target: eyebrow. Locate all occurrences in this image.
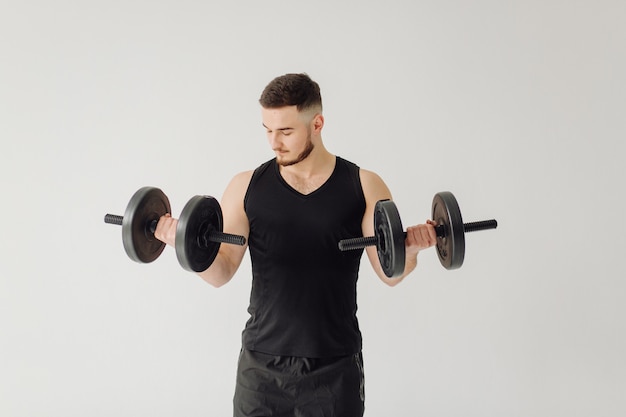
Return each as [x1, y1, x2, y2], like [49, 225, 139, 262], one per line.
[262, 124, 294, 131]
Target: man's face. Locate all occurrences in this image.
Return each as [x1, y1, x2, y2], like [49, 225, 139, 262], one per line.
[262, 106, 315, 167]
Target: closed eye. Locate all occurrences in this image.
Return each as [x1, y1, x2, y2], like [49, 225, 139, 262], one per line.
[262, 123, 293, 135]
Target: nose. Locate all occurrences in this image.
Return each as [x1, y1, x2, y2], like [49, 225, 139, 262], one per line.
[268, 132, 282, 150]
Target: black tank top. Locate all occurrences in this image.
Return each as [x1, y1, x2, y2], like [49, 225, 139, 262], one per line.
[242, 156, 366, 357]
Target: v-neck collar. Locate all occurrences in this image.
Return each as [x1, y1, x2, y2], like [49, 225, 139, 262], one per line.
[273, 156, 339, 198]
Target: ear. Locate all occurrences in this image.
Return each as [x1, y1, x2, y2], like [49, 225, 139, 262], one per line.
[312, 113, 324, 133]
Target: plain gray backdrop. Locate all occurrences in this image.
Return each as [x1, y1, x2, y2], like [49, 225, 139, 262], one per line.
[1, 1, 624, 416]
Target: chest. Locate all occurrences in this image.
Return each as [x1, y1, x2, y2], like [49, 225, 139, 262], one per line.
[280, 172, 330, 195]
[245, 162, 366, 242]
[246, 180, 365, 262]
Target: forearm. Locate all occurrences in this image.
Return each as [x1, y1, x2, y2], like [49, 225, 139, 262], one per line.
[196, 249, 241, 288]
[380, 222, 437, 286]
[380, 252, 418, 287]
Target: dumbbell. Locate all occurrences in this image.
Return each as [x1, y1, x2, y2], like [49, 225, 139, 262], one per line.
[104, 187, 246, 272]
[338, 191, 497, 277]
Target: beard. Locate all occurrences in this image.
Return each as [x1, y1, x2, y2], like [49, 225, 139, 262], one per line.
[277, 132, 315, 167]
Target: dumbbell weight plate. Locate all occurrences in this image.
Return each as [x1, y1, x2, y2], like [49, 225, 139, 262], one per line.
[122, 187, 171, 263]
[432, 191, 465, 270]
[176, 195, 223, 272]
[375, 200, 406, 278]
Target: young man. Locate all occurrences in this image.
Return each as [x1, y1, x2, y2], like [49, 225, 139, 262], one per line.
[155, 73, 437, 416]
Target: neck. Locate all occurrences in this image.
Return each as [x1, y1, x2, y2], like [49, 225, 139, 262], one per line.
[279, 145, 335, 178]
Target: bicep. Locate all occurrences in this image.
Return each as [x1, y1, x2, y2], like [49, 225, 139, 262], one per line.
[218, 171, 252, 271]
[359, 169, 393, 234]
[359, 169, 394, 280]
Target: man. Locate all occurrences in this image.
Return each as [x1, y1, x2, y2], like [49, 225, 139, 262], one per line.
[155, 73, 437, 416]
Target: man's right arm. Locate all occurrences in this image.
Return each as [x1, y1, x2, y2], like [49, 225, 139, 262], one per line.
[154, 171, 253, 287]
[197, 170, 252, 287]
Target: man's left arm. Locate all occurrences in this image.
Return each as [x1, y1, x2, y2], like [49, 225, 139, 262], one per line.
[359, 169, 437, 286]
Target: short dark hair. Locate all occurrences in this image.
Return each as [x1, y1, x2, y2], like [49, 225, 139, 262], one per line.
[259, 73, 322, 112]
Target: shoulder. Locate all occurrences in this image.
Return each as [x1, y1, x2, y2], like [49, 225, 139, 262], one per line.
[358, 167, 383, 184]
[231, 169, 255, 184]
[224, 170, 254, 198]
[227, 159, 274, 192]
[336, 156, 392, 201]
[359, 168, 392, 202]
[359, 168, 388, 192]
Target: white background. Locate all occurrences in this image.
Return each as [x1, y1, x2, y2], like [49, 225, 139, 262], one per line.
[1, 1, 625, 416]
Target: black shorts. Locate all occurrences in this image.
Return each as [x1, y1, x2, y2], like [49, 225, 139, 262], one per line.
[233, 348, 365, 417]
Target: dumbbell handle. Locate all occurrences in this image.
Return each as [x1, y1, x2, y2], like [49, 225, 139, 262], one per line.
[338, 219, 497, 251]
[104, 214, 246, 246]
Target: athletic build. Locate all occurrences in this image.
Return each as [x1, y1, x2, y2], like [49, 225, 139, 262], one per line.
[155, 73, 437, 416]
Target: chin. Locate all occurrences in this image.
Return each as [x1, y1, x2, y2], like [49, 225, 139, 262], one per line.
[277, 158, 297, 167]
